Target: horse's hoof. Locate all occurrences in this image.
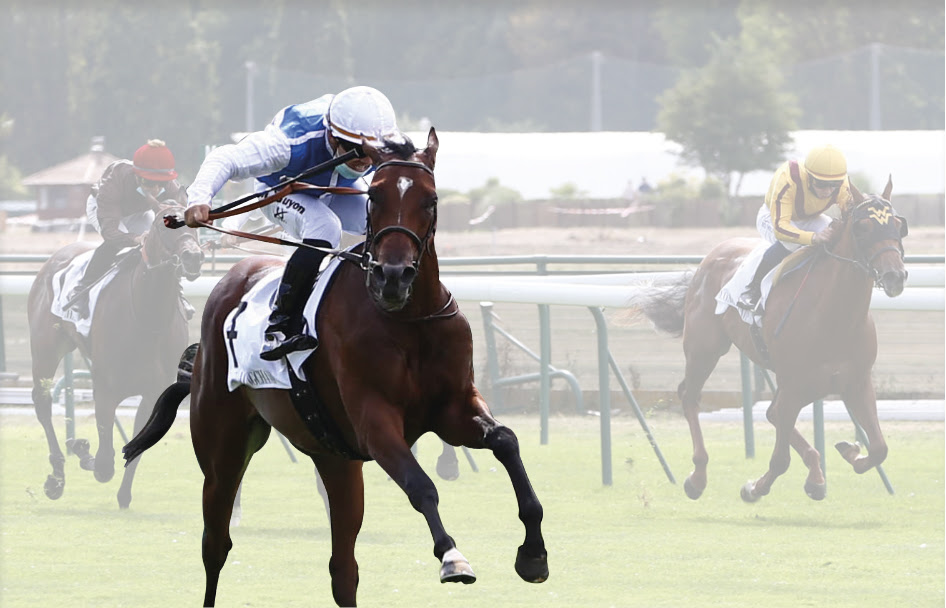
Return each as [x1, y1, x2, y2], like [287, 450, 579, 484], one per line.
[94, 461, 115, 483]
[835, 441, 861, 463]
[683, 476, 704, 500]
[436, 455, 460, 481]
[804, 480, 827, 501]
[117, 490, 131, 510]
[440, 548, 476, 584]
[67, 439, 96, 471]
[515, 545, 549, 583]
[44, 475, 64, 500]
[740, 481, 761, 503]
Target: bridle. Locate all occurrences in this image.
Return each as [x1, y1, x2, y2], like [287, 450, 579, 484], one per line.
[821, 197, 906, 289]
[361, 159, 437, 278]
[144, 207, 203, 280]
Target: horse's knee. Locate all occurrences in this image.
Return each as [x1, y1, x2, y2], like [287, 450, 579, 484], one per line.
[484, 425, 519, 461]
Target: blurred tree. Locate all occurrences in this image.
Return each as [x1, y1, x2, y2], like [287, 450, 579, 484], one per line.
[657, 24, 798, 196]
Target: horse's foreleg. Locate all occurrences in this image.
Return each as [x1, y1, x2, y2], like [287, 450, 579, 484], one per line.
[837, 380, 887, 474]
[32, 377, 66, 499]
[313, 455, 364, 607]
[477, 417, 549, 584]
[366, 413, 474, 585]
[763, 394, 825, 500]
[92, 393, 118, 483]
[117, 389, 159, 508]
[742, 394, 802, 502]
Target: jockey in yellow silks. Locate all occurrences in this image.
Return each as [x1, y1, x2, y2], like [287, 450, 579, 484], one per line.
[738, 144, 853, 311]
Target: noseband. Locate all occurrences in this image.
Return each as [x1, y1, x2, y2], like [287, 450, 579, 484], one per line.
[362, 160, 437, 277]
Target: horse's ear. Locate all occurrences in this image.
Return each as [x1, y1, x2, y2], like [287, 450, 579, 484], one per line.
[849, 180, 864, 204]
[882, 174, 893, 201]
[424, 127, 439, 170]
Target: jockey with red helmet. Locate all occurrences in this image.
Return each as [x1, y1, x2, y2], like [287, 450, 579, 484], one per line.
[68, 139, 186, 317]
[185, 86, 401, 360]
[738, 144, 853, 311]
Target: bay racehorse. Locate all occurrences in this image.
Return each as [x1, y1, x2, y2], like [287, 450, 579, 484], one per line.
[28, 203, 203, 507]
[633, 178, 907, 502]
[123, 128, 549, 607]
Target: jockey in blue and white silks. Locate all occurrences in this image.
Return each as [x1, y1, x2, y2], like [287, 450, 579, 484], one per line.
[186, 86, 401, 361]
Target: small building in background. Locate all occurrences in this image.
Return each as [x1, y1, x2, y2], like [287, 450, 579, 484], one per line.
[20, 136, 117, 222]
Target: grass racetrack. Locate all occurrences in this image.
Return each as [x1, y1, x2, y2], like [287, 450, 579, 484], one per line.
[1, 410, 942, 607]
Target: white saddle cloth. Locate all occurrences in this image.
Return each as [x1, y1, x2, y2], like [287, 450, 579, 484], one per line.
[50, 249, 123, 338]
[224, 251, 348, 392]
[714, 242, 776, 325]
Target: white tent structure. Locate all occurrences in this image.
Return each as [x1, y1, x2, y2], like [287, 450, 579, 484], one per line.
[406, 130, 945, 199]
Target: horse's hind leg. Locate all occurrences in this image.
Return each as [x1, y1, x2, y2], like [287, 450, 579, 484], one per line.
[30, 333, 70, 499]
[312, 455, 364, 607]
[436, 440, 459, 481]
[679, 324, 730, 500]
[836, 377, 887, 475]
[194, 408, 270, 607]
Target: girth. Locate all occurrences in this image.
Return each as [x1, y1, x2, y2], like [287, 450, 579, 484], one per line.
[287, 365, 371, 461]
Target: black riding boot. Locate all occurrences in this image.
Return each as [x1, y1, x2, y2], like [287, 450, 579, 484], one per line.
[737, 242, 789, 312]
[67, 241, 121, 317]
[259, 239, 330, 361]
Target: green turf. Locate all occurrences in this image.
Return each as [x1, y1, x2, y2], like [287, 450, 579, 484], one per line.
[1, 411, 942, 607]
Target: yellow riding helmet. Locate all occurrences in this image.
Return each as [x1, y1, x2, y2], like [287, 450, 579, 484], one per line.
[804, 144, 847, 181]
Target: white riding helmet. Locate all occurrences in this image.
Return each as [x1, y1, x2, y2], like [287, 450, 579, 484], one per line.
[326, 86, 398, 144]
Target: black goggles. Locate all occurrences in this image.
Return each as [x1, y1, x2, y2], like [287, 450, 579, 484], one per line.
[137, 177, 166, 189]
[810, 176, 844, 191]
[337, 139, 365, 158]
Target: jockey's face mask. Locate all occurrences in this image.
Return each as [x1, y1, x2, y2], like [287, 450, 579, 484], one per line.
[137, 176, 167, 198]
[334, 137, 371, 178]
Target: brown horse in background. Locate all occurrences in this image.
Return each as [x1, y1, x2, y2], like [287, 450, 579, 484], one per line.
[28, 204, 203, 507]
[123, 128, 548, 607]
[634, 179, 907, 502]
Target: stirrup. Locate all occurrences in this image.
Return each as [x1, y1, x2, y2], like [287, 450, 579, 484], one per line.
[68, 289, 90, 317]
[259, 331, 319, 361]
[736, 292, 760, 312]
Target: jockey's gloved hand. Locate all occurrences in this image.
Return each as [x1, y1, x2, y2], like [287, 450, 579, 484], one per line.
[811, 224, 837, 246]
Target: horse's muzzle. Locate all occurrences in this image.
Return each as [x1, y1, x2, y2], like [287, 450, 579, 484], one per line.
[369, 262, 416, 310]
[879, 269, 907, 297]
[181, 248, 205, 281]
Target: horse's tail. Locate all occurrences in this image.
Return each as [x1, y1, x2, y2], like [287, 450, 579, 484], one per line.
[620, 270, 693, 337]
[122, 344, 198, 465]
